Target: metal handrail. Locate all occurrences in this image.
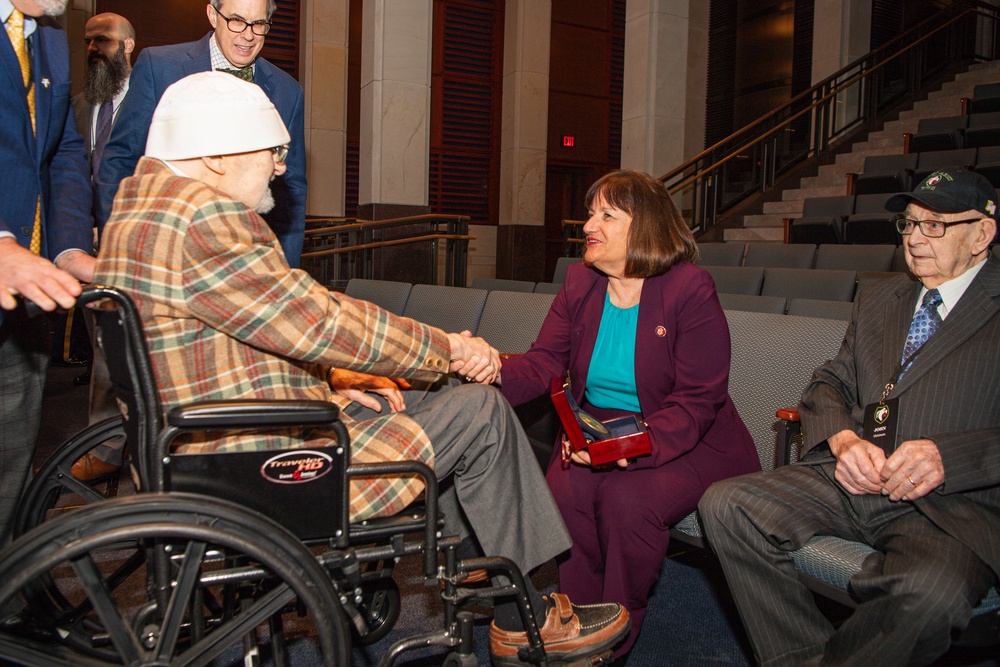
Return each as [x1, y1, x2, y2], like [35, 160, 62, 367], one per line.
[662, 0, 1000, 234]
[301, 213, 472, 288]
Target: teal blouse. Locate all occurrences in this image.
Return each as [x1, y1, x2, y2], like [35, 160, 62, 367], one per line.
[584, 292, 641, 412]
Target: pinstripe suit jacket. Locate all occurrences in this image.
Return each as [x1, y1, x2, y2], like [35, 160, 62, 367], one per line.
[94, 158, 449, 522]
[799, 255, 1000, 577]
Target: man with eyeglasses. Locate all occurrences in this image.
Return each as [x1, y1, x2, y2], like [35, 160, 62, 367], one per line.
[95, 0, 307, 268]
[94, 71, 631, 665]
[699, 167, 1000, 667]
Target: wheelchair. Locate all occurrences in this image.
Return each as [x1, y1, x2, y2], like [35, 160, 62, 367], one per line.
[0, 285, 554, 666]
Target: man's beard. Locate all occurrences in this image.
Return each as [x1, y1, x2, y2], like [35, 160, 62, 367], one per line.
[84, 46, 130, 105]
[35, 0, 69, 16]
[255, 186, 276, 215]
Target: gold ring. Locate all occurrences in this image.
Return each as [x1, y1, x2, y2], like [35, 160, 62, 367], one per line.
[908, 475, 916, 485]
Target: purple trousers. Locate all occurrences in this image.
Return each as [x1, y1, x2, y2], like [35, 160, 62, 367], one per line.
[545, 452, 706, 655]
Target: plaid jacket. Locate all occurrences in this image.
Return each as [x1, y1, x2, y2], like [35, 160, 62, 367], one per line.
[94, 158, 449, 522]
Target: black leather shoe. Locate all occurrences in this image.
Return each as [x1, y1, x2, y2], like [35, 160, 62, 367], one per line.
[73, 370, 92, 385]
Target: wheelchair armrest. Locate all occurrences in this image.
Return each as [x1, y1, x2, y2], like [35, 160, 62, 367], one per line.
[348, 460, 439, 577]
[167, 400, 340, 429]
[776, 407, 801, 467]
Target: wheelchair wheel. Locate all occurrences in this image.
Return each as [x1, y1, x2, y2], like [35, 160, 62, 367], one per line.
[0, 493, 351, 667]
[13, 416, 129, 538]
[352, 576, 401, 646]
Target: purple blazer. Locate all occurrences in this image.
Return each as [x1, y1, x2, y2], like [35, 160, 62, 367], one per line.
[501, 261, 760, 477]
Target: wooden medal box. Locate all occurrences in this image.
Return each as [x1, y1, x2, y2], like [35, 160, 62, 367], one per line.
[549, 377, 651, 466]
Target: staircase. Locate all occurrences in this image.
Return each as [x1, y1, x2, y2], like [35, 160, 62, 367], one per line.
[724, 59, 1000, 243]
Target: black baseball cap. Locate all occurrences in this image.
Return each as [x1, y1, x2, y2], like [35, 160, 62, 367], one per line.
[886, 168, 999, 222]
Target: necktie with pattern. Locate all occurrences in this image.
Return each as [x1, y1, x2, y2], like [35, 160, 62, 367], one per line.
[899, 288, 943, 377]
[6, 8, 42, 255]
[91, 99, 114, 173]
[219, 65, 254, 83]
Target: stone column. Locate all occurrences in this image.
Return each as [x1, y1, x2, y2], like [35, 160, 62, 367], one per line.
[812, 0, 872, 132]
[301, 0, 350, 216]
[620, 0, 708, 181]
[357, 0, 433, 220]
[496, 0, 551, 281]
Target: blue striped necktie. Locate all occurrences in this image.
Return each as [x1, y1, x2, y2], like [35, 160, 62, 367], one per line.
[900, 288, 942, 377]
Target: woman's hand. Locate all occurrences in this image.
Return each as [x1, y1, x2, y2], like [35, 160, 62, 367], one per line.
[562, 435, 628, 469]
[327, 368, 411, 413]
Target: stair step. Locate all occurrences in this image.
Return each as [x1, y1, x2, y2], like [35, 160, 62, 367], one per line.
[800, 172, 849, 189]
[762, 199, 806, 214]
[744, 213, 791, 227]
[724, 226, 784, 242]
[782, 185, 848, 200]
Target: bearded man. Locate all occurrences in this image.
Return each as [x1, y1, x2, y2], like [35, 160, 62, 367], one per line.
[67, 12, 135, 481]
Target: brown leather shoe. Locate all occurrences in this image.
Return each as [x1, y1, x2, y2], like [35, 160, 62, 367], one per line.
[71, 453, 121, 482]
[489, 593, 630, 666]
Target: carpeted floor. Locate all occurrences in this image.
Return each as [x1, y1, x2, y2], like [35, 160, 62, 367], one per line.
[30, 363, 1000, 666]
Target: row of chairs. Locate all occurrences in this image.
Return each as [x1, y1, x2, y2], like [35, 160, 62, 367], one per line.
[848, 147, 1000, 194]
[963, 81, 1000, 114]
[789, 194, 907, 245]
[702, 265, 894, 304]
[905, 110, 1000, 152]
[718, 294, 854, 320]
[344, 279, 557, 355]
[697, 242, 903, 272]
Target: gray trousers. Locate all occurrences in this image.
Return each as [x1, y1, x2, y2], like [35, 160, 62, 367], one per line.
[0, 309, 49, 546]
[699, 462, 997, 667]
[345, 380, 570, 576]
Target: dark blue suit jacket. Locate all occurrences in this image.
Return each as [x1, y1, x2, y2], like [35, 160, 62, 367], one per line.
[0, 16, 92, 263]
[0, 16, 92, 328]
[96, 33, 307, 267]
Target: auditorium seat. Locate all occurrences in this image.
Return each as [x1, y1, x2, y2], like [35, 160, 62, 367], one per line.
[853, 153, 918, 195]
[552, 257, 582, 283]
[907, 115, 968, 153]
[743, 243, 817, 269]
[843, 193, 900, 245]
[475, 291, 556, 354]
[786, 298, 855, 321]
[911, 148, 977, 185]
[814, 243, 895, 273]
[789, 196, 854, 244]
[344, 278, 412, 315]
[702, 266, 765, 295]
[696, 242, 745, 267]
[470, 277, 536, 293]
[716, 293, 787, 314]
[761, 268, 857, 302]
[402, 284, 488, 333]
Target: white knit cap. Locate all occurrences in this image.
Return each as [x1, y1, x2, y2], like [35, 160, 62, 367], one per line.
[145, 71, 290, 160]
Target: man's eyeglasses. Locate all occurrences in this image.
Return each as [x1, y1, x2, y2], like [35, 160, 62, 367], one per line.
[894, 216, 983, 238]
[271, 145, 289, 164]
[215, 7, 271, 36]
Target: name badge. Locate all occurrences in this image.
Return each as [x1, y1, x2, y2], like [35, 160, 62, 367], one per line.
[863, 397, 899, 454]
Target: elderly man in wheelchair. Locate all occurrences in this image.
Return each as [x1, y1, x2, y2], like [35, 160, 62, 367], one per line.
[0, 72, 629, 666]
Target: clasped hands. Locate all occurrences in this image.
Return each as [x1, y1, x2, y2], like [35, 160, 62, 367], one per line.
[828, 430, 944, 501]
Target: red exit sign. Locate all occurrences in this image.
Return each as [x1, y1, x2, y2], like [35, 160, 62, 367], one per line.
[562, 135, 575, 147]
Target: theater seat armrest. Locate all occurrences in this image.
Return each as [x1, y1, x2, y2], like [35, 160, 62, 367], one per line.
[776, 407, 802, 467]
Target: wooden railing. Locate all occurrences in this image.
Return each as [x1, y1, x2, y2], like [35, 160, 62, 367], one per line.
[301, 214, 473, 288]
[662, 0, 1000, 235]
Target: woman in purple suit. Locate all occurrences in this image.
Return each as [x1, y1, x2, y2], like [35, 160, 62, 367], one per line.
[498, 170, 760, 655]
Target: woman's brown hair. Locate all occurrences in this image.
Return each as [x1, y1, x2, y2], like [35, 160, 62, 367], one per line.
[584, 169, 698, 278]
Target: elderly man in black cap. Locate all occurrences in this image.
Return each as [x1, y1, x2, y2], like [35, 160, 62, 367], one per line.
[699, 167, 1000, 667]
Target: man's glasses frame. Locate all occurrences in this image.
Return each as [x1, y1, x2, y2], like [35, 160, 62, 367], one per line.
[894, 215, 983, 238]
[215, 7, 271, 36]
[271, 145, 289, 164]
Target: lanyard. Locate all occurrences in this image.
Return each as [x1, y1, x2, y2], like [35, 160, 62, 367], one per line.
[880, 344, 931, 403]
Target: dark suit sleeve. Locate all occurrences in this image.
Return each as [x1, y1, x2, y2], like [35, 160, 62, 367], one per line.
[40, 27, 91, 258]
[277, 84, 307, 268]
[95, 47, 156, 230]
[799, 300, 864, 457]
